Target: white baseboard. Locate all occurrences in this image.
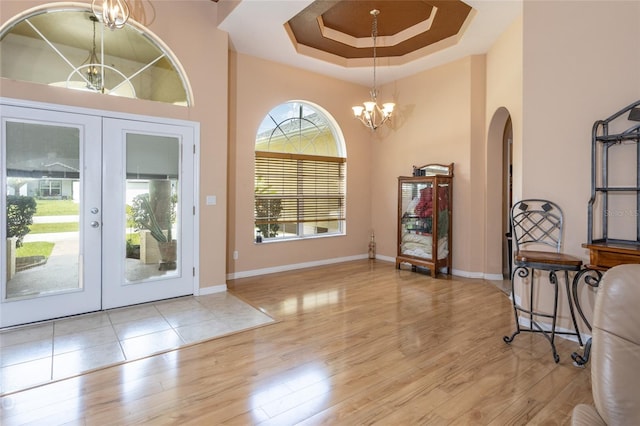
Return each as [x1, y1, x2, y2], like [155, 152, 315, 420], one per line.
[517, 316, 591, 344]
[227, 254, 505, 283]
[376, 254, 395, 263]
[385, 254, 505, 281]
[198, 284, 227, 295]
[451, 269, 505, 280]
[483, 272, 506, 280]
[226, 254, 369, 280]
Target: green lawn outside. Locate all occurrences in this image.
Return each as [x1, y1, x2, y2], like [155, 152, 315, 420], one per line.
[127, 233, 141, 245]
[16, 242, 55, 258]
[29, 222, 79, 234]
[34, 199, 79, 216]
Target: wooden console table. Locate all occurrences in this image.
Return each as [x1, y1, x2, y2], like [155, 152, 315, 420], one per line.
[582, 242, 640, 269]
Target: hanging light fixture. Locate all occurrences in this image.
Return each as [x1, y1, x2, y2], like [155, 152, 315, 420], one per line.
[84, 15, 103, 91]
[91, 0, 130, 30]
[352, 9, 395, 131]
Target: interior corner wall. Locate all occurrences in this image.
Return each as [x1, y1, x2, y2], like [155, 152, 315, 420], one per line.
[468, 55, 488, 276]
[0, 0, 230, 291]
[226, 53, 374, 278]
[372, 57, 485, 277]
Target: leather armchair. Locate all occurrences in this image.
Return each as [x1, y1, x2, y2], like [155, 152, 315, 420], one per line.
[572, 264, 640, 425]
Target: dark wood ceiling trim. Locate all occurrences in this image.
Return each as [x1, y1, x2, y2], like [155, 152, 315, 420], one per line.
[287, 0, 472, 59]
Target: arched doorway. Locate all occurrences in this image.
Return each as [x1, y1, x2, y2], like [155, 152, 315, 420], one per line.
[501, 116, 513, 278]
[486, 107, 513, 282]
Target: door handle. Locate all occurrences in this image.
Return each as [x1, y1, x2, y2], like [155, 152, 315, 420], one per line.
[90, 221, 100, 228]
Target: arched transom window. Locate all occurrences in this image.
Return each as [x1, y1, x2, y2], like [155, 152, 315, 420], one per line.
[255, 101, 346, 241]
[0, 6, 191, 105]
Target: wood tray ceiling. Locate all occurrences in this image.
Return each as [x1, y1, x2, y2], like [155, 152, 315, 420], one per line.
[286, 0, 473, 61]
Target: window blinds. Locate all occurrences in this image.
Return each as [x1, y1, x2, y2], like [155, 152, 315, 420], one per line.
[255, 151, 346, 226]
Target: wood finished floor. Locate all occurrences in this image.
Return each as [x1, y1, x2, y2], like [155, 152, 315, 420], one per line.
[0, 260, 592, 425]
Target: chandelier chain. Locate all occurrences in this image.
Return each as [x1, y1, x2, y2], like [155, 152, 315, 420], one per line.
[371, 9, 378, 100]
[351, 9, 395, 131]
[86, 15, 102, 91]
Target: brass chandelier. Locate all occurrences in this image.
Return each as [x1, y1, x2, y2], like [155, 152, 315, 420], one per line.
[352, 10, 395, 131]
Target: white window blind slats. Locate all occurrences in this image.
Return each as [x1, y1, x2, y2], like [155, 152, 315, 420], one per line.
[255, 152, 345, 226]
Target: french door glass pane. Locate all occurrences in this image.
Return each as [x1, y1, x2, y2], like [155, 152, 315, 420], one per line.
[5, 122, 80, 299]
[125, 133, 180, 282]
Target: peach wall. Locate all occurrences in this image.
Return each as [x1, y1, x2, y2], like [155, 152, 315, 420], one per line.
[469, 55, 487, 275]
[371, 57, 483, 276]
[3, 1, 638, 304]
[522, 0, 640, 327]
[226, 53, 373, 277]
[485, 16, 523, 277]
[0, 1, 229, 289]
[523, 0, 640, 258]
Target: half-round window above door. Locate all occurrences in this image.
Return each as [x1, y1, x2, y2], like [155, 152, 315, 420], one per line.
[0, 5, 192, 106]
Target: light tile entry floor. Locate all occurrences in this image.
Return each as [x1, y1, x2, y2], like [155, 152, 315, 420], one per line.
[0, 292, 276, 395]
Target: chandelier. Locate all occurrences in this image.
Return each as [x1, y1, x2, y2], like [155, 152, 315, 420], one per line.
[352, 9, 395, 131]
[91, 0, 130, 30]
[84, 15, 103, 91]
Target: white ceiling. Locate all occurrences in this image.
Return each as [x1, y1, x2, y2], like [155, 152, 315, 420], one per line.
[217, 0, 523, 87]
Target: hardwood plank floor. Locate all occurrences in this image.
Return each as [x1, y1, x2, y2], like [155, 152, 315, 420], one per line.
[0, 260, 592, 425]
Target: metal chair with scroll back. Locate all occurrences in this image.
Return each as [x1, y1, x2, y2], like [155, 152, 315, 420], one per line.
[503, 199, 584, 363]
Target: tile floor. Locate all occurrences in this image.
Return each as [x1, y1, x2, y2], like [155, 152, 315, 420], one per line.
[0, 292, 275, 395]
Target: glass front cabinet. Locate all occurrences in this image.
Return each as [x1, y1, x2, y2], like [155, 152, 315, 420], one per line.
[396, 163, 453, 277]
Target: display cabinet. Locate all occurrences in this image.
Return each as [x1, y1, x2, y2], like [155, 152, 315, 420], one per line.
[396, 163, 453, 277]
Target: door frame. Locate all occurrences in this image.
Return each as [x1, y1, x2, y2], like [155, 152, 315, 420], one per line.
[0, 97, 200, 326]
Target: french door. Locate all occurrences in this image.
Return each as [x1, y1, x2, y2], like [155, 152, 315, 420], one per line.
[101, 118, 195, 309]
[1, 104, 196, 327]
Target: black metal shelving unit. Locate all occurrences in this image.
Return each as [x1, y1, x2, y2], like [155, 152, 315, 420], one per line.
[587, 100, 640, 247]
[572, 100, 640, 367]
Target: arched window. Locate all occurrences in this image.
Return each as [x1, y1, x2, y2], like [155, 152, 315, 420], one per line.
[0, 6, 191, 105]
[255, 101, 346, 241]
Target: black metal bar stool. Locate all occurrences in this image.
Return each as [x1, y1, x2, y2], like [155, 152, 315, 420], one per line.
[571, 266, 604, 366]
[503, 199, 584, 363]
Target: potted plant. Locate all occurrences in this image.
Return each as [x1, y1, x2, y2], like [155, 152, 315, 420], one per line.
[130, 181, 177, 270]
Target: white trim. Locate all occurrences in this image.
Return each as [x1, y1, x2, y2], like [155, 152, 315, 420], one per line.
[380, 253, 505, 281]
[376, 254, 395, 263]
[228, 255, 506, 282]
[227, 254, 368, 280]
[0, 97, 196, 128]
[281, 253, 510, 282]
[483, 273, 505, 280]
[451, 269, 505, 280]
[192, 129, 200, 297]
[517, 316, 591, 344]
[451, 269, 484, 279]
[198, 285, 227, 295]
